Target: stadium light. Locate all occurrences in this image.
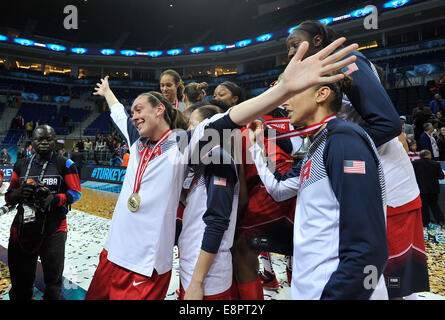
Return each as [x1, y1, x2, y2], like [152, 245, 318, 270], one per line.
[349, 7, 374, 18]
[209, 45, 226, 52]
[120, 50, 137, 56]
[46, 44, 67, 51]
[256, 33, 273, 42]
[13, 38, 35, 46]
[147, 51, 163, 57]
[71, 47, 88, 54]
[235, 39, 252, 48]
[0, 35, 8, 41]
[318, 17, 334, 25]
[190, 46, 205, 54]
[167, 49, 182, 55]
[287, 26, 297, 34]
[100, 49, 116, 55]
[383, 0, 410, 8]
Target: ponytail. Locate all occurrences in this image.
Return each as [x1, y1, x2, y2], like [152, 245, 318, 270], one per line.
[170, 108, 188, 130]
[315, 72, 353, 113]
[184, 82, 208, 104]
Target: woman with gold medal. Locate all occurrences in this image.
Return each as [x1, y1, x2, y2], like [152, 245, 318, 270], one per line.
[85, 37, 357, 300]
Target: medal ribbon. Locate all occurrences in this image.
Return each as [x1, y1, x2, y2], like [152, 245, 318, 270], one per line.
[133, 129, 172, 194]
[264, 114, 337, 141]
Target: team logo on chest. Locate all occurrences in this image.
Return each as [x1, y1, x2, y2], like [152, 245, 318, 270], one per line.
[150, 145, 162, 160]
[299, 159, 312, 188]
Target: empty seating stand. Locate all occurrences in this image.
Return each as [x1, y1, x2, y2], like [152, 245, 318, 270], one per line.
[83, 112, 112, 136]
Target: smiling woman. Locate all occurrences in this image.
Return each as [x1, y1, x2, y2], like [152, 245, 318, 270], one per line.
[160, 69, 185, 111]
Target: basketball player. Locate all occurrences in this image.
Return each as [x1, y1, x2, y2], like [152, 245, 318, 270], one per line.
[182, 82, 208, 110]
[248, 72, 389, 299]
[180, 105, 239, 300]
[287, 20, 429, 299]
[160, 69, 185, 111]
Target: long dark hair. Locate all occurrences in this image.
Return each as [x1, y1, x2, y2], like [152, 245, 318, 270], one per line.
[315, 72, 353, 114]
[160, 69, 184, 100]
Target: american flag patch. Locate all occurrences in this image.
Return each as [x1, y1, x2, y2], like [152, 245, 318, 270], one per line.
[344, 160, 366, 174]
[343, 63, 359, 76]
[214, 176, 227, 186]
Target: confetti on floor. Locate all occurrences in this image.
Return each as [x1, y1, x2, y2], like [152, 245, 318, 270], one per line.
[0, 182, 444, 300]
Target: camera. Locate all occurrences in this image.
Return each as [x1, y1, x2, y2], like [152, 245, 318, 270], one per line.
[23, 181, 51, 207]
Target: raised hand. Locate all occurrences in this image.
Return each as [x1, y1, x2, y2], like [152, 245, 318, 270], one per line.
[93, 75, 119, 107]
[280, 38, 358, 95]
[93, 75, 111, 97]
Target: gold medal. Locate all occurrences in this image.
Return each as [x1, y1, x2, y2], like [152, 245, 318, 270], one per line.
[129, 129, 172, 213]
[127, 193, 141, 212]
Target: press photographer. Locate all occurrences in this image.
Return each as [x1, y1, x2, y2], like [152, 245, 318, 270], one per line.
[4, 125, 82, 300]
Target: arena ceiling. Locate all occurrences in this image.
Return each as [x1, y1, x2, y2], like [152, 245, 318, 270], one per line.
[0, 0, 380, 50]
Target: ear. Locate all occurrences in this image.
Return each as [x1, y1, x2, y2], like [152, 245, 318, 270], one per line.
[315, 86, 331, 105]
[313, 34, 323, 49]
[157, 103, 166, 117]
[232, 96, 239, 105]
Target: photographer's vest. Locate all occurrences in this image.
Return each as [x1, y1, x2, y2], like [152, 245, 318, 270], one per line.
[12, 154, 71, 244]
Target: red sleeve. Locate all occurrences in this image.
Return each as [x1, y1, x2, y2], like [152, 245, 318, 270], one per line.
[5, 171, 20, 205]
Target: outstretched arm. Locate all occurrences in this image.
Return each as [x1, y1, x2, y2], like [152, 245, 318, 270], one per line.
[228, 38, 358, 126]
[93, 76, 140, 147]
[248, 121, 299, 202]
[93, 75, 119, 107]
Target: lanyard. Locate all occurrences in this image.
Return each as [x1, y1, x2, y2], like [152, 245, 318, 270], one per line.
[264, 114, 337, 141]
[23, 154, 49, 185]
[133, 129, 172, 194]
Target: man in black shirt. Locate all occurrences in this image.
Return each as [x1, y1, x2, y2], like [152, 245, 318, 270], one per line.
[412, 149, 445, 227]
[5, 125, 82, 300]
[70, 147, 84, 173]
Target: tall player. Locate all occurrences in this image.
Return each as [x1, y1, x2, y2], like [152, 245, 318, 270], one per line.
[160, 69, 185, 111]
[247, 72, 389, 299]
[287, 20, 429, 299]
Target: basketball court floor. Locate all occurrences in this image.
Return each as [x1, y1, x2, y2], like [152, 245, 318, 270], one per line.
[0, 181, 443, 300]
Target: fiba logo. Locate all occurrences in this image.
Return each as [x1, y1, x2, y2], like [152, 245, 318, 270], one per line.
[63, 5, 78, 30]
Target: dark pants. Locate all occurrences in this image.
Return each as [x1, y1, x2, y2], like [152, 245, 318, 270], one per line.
[420, 193, 444, 226]
[8, 231, 67, 300]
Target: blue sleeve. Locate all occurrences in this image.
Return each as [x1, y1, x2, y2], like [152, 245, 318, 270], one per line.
[321, 130, 388, 300]
[201, 154, 237, 254]
[205, 114, 243, 133]
[273, 161, 301, 183]
[345, 51, 401, 147]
